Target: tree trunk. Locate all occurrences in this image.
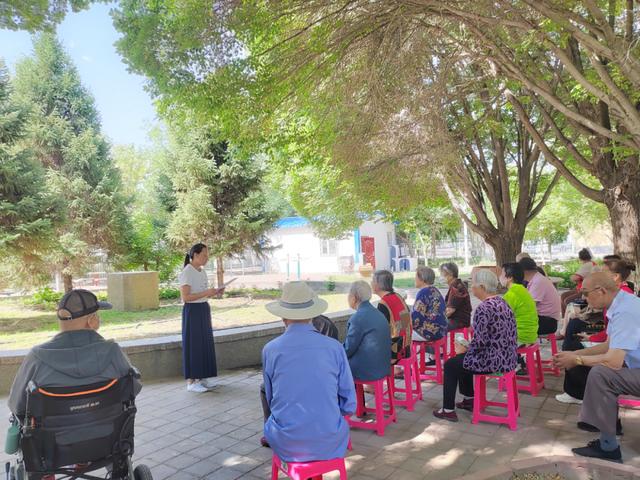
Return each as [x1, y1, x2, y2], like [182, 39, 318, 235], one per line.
[62, 258, 73, 293]
[216, 256, 225, 288]
[430, 237, 437, 263]
[547, 240, 553, 261]
[604, 183, 640, 269]
[63, 273, 73, 293]
[487, 233, 524, 267]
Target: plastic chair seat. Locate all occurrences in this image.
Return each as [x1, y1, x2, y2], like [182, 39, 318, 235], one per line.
[473, 371, 520, 431]
[271, 454, 347, 480]
[619, 396, 640, 408]
[413, 337, 445, 385]
[347, 376, 396, 436]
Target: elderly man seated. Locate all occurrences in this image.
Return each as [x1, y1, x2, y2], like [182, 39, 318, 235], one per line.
[554, 272, 640, 463]
[344, 280, 391, 382]
[8, 289, 141, 416]
[262, 282, 356, 462]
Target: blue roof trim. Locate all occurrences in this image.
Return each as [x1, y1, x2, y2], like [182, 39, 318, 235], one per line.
[275, 216, 311, 229]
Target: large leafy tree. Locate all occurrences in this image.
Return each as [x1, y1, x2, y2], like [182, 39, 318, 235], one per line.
[13, 33, 130, 291]
[112, 143, 182, 281]
[164, 124, 282, 286]
[0, 0, 93, 31]
[0, 59, 62, 286]
[110, 0, 640, 267]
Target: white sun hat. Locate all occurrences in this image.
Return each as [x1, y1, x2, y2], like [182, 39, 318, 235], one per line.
[265, 281, 328, 320]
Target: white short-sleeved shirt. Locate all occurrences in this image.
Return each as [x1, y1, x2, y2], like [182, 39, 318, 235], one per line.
[178, 264, 209, 303]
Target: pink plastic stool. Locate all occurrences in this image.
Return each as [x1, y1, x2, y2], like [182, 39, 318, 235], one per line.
[473, 371, 520, 431]
[388, 349, 422, 411]
[347, 376, 396, 436]
[509, 344, 545, 396]
[271, 454, 347, 480]
[446, 327, 470, 360]
[619, 396, 640, 408]
[540, 334, 560, 376]
[413, 338, 445, 384]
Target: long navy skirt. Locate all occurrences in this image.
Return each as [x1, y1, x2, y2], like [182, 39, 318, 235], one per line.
[182, 302, 217, 379]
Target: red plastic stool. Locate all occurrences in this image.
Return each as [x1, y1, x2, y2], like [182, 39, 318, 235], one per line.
[347, 376, 396, 436]
[413, 338, 445, 384]
[510, 343, 545, 396]
[446, 327, 470, 360]
[619, 396, 640, 408]
[473, 371, 520, 431]
[271, 454, 347, 479]
[388, 349, 422, 411]
[540, 334, 560, 376]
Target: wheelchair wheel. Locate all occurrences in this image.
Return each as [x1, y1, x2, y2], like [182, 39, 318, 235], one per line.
[133, 464, 153, 480]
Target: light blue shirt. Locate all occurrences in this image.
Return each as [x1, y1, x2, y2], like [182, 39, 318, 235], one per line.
[262, 323, 356, 462]
[606, 290, 640, 369]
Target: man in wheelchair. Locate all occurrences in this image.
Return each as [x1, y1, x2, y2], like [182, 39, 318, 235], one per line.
[6, 289, 148, 480]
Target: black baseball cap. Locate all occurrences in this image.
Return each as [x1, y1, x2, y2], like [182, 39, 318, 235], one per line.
[56, 289, 112, 320]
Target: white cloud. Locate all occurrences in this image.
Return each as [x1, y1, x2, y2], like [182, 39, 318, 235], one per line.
[81, 55, 93, 63]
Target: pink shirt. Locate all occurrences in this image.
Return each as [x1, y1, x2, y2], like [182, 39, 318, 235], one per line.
[527, 272, 561, 320]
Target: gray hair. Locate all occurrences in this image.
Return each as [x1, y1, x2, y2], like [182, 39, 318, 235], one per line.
[416, 266, 435, 285]
[473, 269, 499, 293]
[439, 262, 459, 278]
[372, 270, 394, 292]
[515, 252, 531, 262]
[349, 280, 372, 302]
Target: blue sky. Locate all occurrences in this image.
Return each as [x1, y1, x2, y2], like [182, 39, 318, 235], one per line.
[0, 2, 157, 147]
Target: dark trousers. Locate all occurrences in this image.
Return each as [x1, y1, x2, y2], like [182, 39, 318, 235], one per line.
[260, 383, 270, 422]
[561, 317, 590, 398]
[537, 315, 558, 336]
[443, 354, 477, 410]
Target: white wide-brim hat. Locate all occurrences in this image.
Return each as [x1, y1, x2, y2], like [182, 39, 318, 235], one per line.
[265, 281, 328, 320]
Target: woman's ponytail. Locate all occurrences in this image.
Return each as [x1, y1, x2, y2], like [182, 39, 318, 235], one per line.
[184, 243, 207, 268]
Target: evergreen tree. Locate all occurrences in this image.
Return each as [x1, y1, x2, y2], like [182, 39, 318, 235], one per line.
[0, 59, 62, 286]
[165, 125, 282, 287]
[13, 33, 130, 291]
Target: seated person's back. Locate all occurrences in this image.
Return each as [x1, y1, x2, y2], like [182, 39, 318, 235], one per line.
[344, 281, 391, 381]
[263, 282, 356, 462]
[9, 289, 141, 416]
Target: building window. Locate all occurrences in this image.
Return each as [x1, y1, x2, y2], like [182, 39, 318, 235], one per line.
[320, 239, 337, 256]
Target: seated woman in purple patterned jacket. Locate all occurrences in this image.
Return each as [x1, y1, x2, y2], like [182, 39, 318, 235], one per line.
[433, 269, 518, 422]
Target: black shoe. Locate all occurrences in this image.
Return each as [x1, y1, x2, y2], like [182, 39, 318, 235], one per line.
[515, 367, 528, 377]
[433, 409, 458, 422]
[577, 419, 624, 436]
[425, 359, 437, 367]
[455, 398, 474, 412]
[572, 439, 622, 463]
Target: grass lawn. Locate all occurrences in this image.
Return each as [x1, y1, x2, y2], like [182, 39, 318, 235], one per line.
[0, 293, 350, 351]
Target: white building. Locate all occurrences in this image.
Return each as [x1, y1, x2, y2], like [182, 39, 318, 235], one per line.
[265, 217, 397, 274]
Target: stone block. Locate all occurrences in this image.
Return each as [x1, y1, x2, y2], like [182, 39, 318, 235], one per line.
[108, 271, 159, 311]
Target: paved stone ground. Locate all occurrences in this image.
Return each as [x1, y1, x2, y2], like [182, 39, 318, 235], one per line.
[2, 357, 639, 479]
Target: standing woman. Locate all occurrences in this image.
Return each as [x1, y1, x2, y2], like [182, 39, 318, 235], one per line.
[179, 243, 224, 393]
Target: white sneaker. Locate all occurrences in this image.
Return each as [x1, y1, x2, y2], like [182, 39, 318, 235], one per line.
[201, 377, 220, 389]
[187, 382, 208, 393]
[555, 392, 582, 404]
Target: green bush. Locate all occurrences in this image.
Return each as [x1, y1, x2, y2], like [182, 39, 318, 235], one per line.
[326, 277, 336, 292]
[24, 287, 63, 310]
[544, 259, 582, 289]
[159, 286, 181, 300]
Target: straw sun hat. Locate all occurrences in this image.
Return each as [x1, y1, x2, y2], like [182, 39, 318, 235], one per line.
[265, 281, 328, 320]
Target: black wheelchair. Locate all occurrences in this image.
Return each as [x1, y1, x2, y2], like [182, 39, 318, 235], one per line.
[7, 369, 152, 480]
